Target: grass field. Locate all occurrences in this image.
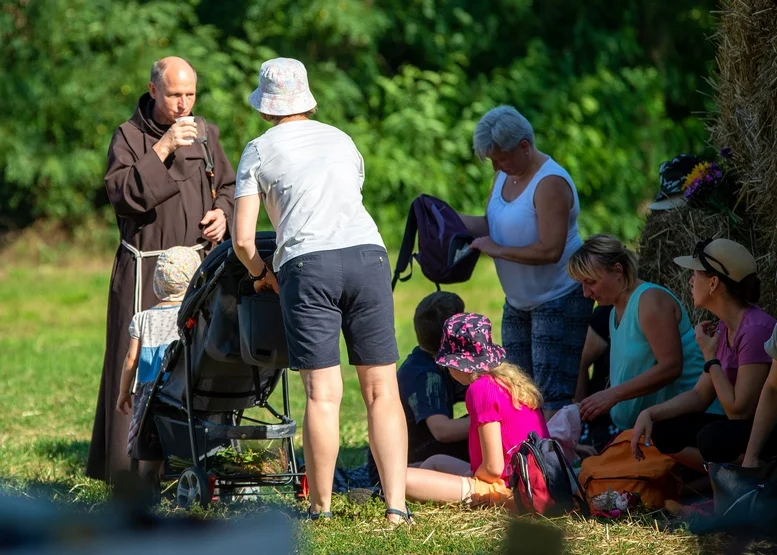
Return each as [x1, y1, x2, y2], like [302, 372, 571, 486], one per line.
[0, 239, 739, 554]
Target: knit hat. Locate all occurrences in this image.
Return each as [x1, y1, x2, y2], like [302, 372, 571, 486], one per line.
[152, 246, 201, 302]
[674, 238, 757, 283]
[435, 313, 507, 373]
[248, 57, 317, 116]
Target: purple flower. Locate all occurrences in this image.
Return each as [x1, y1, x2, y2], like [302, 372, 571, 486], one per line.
[720, 147, 732, 159]
[684, 179, 703, 199]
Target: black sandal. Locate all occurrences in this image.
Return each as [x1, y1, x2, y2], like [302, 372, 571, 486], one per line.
[385, 505, 414, 524]
[307, 507, 333, 520]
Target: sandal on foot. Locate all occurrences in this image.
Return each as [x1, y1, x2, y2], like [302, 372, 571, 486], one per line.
[385, 505, 414, 525]
[307, 507, 333, 520]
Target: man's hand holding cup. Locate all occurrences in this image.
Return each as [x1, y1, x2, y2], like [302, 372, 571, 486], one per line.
[153, 116, 198, 161]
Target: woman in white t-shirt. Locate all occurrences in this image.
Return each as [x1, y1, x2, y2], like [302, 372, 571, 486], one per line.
[460, 106, 593, 420]
[232, 58, 410, 524]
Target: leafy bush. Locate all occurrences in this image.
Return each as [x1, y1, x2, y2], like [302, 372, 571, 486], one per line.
[0, 0, 718, 245]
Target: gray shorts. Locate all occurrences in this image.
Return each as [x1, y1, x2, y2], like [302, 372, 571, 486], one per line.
[277, 245, 399, 370]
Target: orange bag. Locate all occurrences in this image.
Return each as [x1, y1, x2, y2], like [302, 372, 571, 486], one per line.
[578, 429, 681, 510]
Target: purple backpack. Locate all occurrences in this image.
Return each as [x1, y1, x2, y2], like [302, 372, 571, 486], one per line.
[392, 194, 480, 290]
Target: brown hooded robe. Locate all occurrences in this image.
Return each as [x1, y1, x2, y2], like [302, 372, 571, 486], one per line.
[86, 93, 235, 481]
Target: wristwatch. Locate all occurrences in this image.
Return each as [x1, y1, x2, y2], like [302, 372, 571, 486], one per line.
[703, 359, 721, 373]
[248, 265, 269, 282]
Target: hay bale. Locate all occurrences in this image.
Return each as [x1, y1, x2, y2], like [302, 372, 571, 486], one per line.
[638, 206, 777, 320]
[638, 207, 730, 321]
[708, 0, 777, 218]
[639, 0, 777, 321]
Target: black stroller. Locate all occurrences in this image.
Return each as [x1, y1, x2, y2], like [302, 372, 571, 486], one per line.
[130, 231, 304, 508]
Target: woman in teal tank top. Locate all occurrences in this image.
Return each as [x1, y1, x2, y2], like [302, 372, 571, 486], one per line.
[567, 235, 711, 430]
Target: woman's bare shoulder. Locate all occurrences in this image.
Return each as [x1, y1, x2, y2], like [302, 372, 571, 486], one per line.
[638, 286, 681, 324]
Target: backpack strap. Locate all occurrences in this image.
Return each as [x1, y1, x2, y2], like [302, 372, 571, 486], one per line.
[548, 438, 590, 517]
[392, 199, 419, 290]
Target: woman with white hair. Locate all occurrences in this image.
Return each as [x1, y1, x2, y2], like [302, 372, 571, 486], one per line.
[461, 106, 593, 419]
[231, 58, 410, 524]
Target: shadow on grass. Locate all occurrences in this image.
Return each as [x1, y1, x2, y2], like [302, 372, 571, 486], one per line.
[0, 439, 109, 506]
[33, 438, 90, 471]
[0, 475, 110, 507]
[502, 518, 565, 554]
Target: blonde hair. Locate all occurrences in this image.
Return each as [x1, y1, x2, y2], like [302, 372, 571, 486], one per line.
[567, 234, 639, 289]
[477, 362, 543, 410]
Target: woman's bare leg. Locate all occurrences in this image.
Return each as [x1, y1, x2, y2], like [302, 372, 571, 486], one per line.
[669, 447, 706, 474]
[356, 363, 408, 522]
[299, 366, 343, 514]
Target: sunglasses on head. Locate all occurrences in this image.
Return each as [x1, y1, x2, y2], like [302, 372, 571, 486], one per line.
[693, 238, 731, 278]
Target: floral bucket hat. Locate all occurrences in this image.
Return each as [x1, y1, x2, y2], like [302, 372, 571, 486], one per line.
[153, 246, 202, 302]
[435, 312, 507, 373]
[248, 57, 317, 116]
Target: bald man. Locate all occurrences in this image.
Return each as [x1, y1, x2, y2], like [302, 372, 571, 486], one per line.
[87, 57, 236, 482]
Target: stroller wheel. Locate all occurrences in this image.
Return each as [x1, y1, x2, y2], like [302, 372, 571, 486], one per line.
[176, 467, 212, 510]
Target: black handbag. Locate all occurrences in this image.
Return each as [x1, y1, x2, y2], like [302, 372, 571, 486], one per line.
[708, 461, 777, 519]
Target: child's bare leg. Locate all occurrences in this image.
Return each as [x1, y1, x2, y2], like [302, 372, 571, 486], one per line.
[138, 460, 162, 482]
[406, 467, 469, 503]
[420, 454, 471, 475]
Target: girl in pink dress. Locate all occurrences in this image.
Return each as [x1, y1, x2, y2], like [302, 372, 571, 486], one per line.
[406, 312, 549, 506]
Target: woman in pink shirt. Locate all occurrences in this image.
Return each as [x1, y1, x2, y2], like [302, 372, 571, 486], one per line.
[405, 313, 549, 507]
[632, 239, 775, 471]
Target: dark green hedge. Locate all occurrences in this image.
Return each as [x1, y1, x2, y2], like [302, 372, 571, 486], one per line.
[0, 0, 719, 245]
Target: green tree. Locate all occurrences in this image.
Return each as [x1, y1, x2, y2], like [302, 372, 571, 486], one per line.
[0, 0, 720, 247]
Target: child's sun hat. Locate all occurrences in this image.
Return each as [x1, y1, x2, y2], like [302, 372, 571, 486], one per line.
[153, 246, 202, 302]
[435, 312, 507, 373]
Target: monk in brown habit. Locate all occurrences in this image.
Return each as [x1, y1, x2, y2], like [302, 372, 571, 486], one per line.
[86, 56, 236, 481]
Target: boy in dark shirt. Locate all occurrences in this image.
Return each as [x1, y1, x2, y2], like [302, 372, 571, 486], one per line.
[367, 292, 469, 484]
[400, 291, 470, 463]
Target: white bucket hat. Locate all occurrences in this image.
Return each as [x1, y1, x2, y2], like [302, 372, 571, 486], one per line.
[248, 57, 317, 116]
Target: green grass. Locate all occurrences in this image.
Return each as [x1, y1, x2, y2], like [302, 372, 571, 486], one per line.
[0, 247, 734, 553]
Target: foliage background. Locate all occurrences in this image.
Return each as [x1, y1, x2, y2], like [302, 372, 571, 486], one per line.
[0, 0, 720, 245]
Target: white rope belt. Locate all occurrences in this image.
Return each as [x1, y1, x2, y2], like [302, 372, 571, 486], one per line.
[121, 240, 205, 315]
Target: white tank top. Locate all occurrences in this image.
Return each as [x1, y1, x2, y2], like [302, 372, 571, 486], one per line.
[486, 157, 583, 311]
